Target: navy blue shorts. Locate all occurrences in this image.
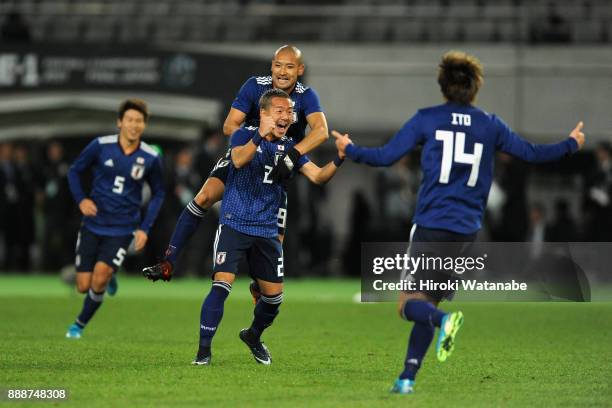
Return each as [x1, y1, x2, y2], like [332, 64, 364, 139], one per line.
[405, 225, 477, 302]
[75, 226, 133, 272]
[212, 224, 284, 283]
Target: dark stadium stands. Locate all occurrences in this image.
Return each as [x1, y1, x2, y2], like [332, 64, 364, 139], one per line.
[1, 0, 611, 44]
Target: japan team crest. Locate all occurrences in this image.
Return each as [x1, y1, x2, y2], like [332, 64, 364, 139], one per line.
[131, 157, 145, 180]
[216, 252, 227, 265]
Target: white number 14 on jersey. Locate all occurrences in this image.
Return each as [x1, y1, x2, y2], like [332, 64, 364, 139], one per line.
[435, 130, 483, 188]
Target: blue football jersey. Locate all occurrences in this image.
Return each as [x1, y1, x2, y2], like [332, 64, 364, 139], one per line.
[67, 135, 165, 236]
[220, 127, 309, 238]
[231, 76, 323, 142]
[346, 102, 578, 234]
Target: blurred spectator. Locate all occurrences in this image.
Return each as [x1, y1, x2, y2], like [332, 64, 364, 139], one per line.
[0, 142, 17, 270]
[376, 155, 417, 230]
[546, 198, 578, 242]
[527, 202, 546, 242]
[582, 142, 612, 241]
[1, 11, 32, 43]
[527, 202, 546, 259]
[530, 2, 571, 44]
[194, 130, 226, 181]
[342, 191, 372, 276]
[173, 148, 201, 208]
[41, 141, 76, 270]
[489, 153, 529, 241]
[12, 144, 39, 271]
[160, 147, 214, 276]
[303, 181, 332, 275]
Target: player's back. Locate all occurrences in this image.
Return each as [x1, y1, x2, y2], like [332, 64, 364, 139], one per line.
[414, 103, 500, 234]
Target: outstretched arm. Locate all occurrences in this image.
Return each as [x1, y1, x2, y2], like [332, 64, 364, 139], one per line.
[299, 158, 343, 185]
[497, 120, 585, 162]
[332, 114, 423, 167]
[299, 144, 345, 185]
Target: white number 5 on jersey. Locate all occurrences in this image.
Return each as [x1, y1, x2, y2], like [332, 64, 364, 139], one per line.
[112, 176, 125, 194]
[435, 130, 483, 188]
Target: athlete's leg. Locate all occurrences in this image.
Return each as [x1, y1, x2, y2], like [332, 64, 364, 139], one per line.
[194, 225, 247, 365]
[68, 261, 113, 337]
[240, 236, 284, 364]
[391, 291, 443, 393]
[193, 177, 225, 209]
[194, 271, 235, 365]
[76, 272, 92, 294]
[250, 279, 283, 338]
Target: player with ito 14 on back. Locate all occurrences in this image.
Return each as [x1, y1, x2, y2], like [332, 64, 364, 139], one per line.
[145, 89, 344, 366]
[65, 99, 165, 339]
[333, 50, 585, 395]
[141, 45, 328, 294]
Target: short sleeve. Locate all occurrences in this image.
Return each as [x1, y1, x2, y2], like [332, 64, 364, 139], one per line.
[231, 77, 258, 114]
[230, 128, 254, 147]
[302, 88, 323, 116]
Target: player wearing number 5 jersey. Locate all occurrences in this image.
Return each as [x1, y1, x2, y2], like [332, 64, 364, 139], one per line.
[65, 99, 165, 339]
[145, 89, 342, 366]
[333, 51, 585, 394]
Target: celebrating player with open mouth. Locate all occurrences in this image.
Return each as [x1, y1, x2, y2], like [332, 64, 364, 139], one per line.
[145, 89, 344, 366]
[334, 50, 585, 394]
[142, 45, 328, 289]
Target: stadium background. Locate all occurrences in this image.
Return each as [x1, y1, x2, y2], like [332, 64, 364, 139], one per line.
[0, 0, 611, 278]
[1, 1, 612, 407]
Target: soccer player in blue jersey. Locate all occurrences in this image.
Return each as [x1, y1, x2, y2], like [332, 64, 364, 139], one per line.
[146, 89, 343, 365]
[144, 45, 328, 288]
[333, 50, 585, 394]
[65, 99, 165, 339]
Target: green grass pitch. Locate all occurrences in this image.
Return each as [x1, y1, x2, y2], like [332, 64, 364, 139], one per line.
[1, 275, 611, 407]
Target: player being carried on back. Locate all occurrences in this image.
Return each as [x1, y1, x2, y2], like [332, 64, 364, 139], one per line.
[145, 89, 344, 365]
[333, 50, 585, 394]
[142, 45, 327, 288]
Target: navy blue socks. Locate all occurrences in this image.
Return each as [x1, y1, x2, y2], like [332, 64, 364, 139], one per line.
[402, 300, 445, 327]
[164, 200, 206, 265]
[248, 293, 283, 339]
[75, 288, 104, 328]
[199, 281, 231, 354]
[399, 322, 435, 380]
[398, 300, 447, 381]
